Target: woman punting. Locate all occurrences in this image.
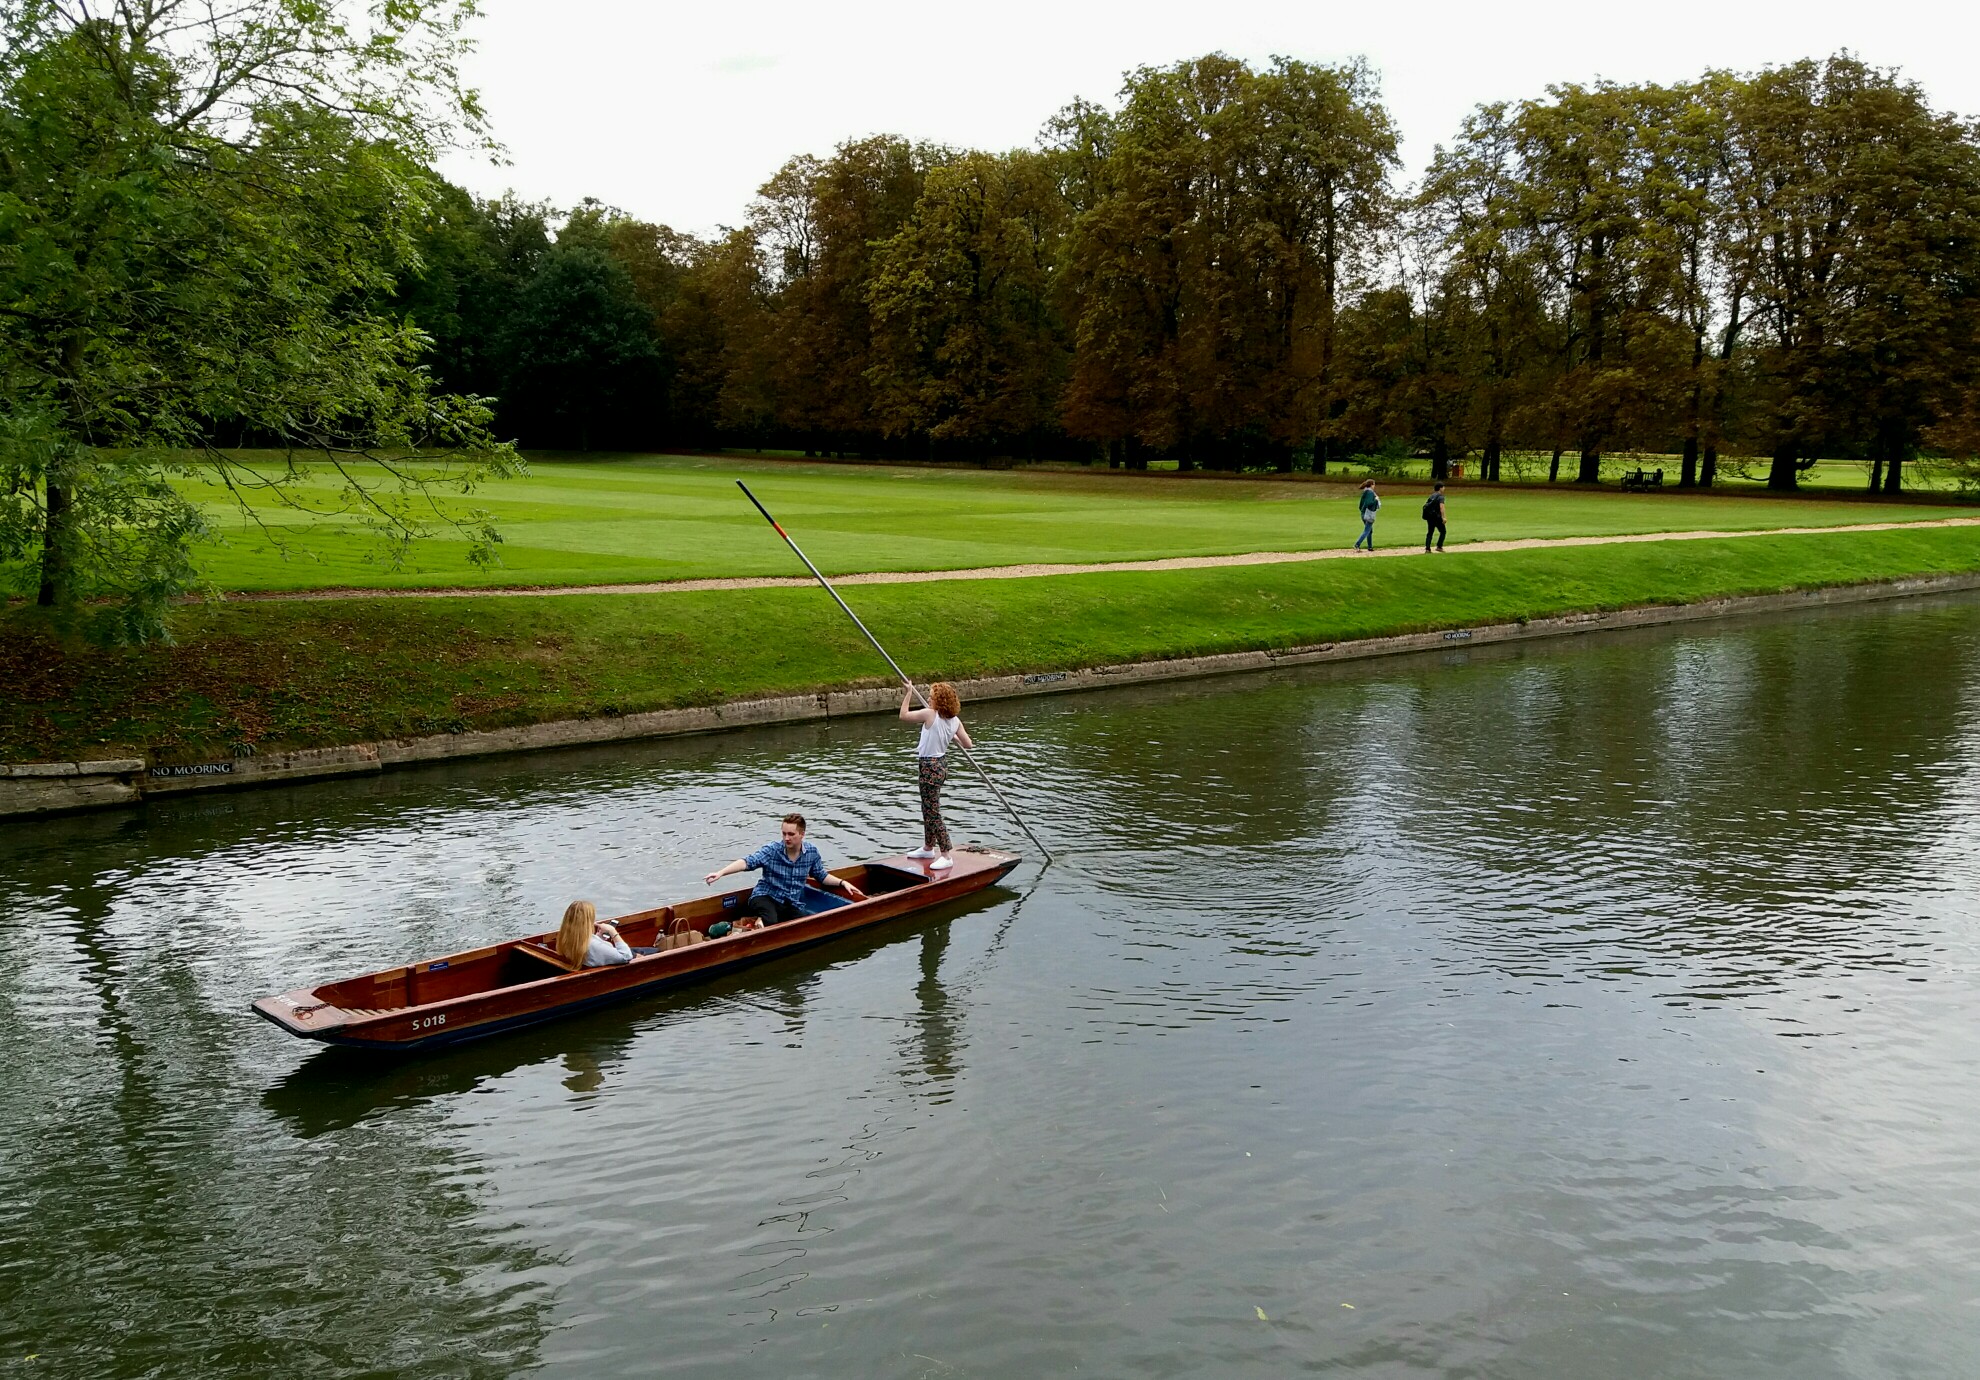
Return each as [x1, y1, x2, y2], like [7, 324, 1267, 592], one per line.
[900, 682, 973, 871]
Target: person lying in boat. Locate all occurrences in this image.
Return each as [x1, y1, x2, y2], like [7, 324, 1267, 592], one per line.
[555, 900, 632, 968]
[703, 812, 867, 927]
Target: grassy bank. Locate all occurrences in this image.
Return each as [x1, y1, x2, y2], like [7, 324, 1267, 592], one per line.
[176, 453, 1957, 592]
[7, 526, 1980, 764]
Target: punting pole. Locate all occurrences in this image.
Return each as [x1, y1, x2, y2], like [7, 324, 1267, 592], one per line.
[737, 480, 1054, 864]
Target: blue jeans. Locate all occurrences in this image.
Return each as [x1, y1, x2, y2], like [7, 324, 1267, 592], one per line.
[1354, 517, 1375, 549]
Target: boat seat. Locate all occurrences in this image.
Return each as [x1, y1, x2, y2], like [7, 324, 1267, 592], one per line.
[515, 941, 580, 975]
[800, 888, 852, 916]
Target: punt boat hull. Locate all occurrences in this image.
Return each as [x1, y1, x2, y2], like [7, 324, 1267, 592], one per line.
[252, 847, 1021, 1052]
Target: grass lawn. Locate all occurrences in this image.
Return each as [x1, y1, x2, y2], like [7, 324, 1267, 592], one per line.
[176, 452, 1963, 593]
[9, 523, 1980, 763]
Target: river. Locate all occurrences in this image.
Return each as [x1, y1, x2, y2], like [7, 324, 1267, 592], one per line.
[4, 593, 1979, 1378]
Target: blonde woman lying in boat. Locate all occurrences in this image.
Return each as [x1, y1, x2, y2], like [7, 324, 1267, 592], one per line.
[555, 900, 632, 968]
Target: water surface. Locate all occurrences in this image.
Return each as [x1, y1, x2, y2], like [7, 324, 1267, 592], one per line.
[4, 595, 1980, 1378]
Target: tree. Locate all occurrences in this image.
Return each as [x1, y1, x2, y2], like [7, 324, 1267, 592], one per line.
[0, 0, 513, 638]
[1417, 102, 1551, 480]
[1623, 77, 1739, 487]
[1060, 54, 1396, 470]
[497, 245, 663, 450]
[753, 136, 950, 453]
[866, 150, 1070, 454]
[1721, 57, 1980, 490]
[396, 185, 552, 399]
[1513, 84, 1662, 482]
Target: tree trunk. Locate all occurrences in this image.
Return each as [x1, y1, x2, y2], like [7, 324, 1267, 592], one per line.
[1702, 294, 1742, 495]
[1878, 418, 1905, 494]
[1548, 447, 1562, 483]
[1766, 440, 1799, 491]
[1312, 438, 1328, 476]
[1682, 328, 1705, 490]
[1869, 453, 1884, 492]
[1576, 447, 1601, 484]
[1483, 436, 1501, 482]
[1430, 436, 1450, 482]
[37, 479, 73, 606]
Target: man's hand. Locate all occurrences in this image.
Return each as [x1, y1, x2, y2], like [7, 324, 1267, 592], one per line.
[703, 871, 723, 887]
[841, 882, 867, 902]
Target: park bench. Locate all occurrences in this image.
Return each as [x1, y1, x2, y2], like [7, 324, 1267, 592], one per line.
[1621, 467, 1665, 491]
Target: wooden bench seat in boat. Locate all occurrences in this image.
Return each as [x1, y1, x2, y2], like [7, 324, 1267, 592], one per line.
[514, 940, 581, 975]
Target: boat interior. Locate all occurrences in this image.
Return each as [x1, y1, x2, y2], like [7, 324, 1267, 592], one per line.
[305, 863, 931, 1015]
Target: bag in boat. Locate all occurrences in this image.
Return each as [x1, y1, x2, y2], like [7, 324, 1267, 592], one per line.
[658, 913, 706, 950]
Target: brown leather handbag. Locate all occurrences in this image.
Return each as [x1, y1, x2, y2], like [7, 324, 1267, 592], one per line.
[660, 911, 704, 951]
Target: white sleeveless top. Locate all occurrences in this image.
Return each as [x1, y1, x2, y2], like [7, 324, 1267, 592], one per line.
[917, 714, 960, 758]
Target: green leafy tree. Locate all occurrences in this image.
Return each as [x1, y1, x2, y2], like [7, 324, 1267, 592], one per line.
[547, 199, 717, 444]
[866, 149, 1071, 454]
[0, 0, 514, 638]
[1632, 76, 1743, 488]
[396, 186, 552, 399]
[752, 136, 950, 453]
[497, 244, 663, 450]
[1512, 83, 1662, 482]
[1721, 57, 1980, 490]
[670, 229, 779, 443]
[1060, 55, 1397, 470]
[1417, 102, 1552, 480]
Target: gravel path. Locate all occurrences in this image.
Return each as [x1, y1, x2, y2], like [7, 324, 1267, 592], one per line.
[220, 517, 1980, 602]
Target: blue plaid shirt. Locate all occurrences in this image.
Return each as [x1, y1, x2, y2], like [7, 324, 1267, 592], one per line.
[744, 840, 829, 906]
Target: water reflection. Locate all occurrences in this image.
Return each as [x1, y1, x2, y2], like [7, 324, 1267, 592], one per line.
[6, 593, 1980, 1377]
[909, 926, 958, 1096]
[0, 880, 563, 1377]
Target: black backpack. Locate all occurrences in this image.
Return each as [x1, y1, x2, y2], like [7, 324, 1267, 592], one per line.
[1421, 496, 1440, 520]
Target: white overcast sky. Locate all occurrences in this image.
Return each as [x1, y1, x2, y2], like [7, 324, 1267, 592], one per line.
[439, 0, 1980, 237]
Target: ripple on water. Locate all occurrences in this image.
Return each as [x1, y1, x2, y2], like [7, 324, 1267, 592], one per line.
[6, 596, 1980, 1376]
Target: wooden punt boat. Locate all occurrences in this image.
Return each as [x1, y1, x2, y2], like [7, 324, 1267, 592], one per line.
[253, 846, 1022, 1052]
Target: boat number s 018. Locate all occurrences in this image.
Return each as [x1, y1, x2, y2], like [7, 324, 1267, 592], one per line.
[412, 1014, 447, 1030]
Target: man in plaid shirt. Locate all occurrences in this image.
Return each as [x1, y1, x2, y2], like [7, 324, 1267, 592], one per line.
[704, 813, 867, 926]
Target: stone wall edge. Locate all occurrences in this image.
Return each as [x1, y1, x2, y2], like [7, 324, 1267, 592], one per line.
[6, 570, 1979, 820]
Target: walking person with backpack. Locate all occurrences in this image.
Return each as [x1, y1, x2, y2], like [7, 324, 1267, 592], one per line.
[1423, 482, 1448, 552]
[1354, 481, 1381, 550]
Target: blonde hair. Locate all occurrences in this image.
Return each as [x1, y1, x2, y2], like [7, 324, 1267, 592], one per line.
[556, 900, 597, 966]
[929, 682, 961, 719]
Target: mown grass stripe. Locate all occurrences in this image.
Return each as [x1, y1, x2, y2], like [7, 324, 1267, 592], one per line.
[6, 525, 1979, 763]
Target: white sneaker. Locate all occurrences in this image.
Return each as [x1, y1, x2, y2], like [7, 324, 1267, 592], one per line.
[905, 846, 937, 860]
[929, 854, 953, 870]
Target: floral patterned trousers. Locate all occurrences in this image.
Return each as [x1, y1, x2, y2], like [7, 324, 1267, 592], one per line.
[918, 755, 951, 852]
